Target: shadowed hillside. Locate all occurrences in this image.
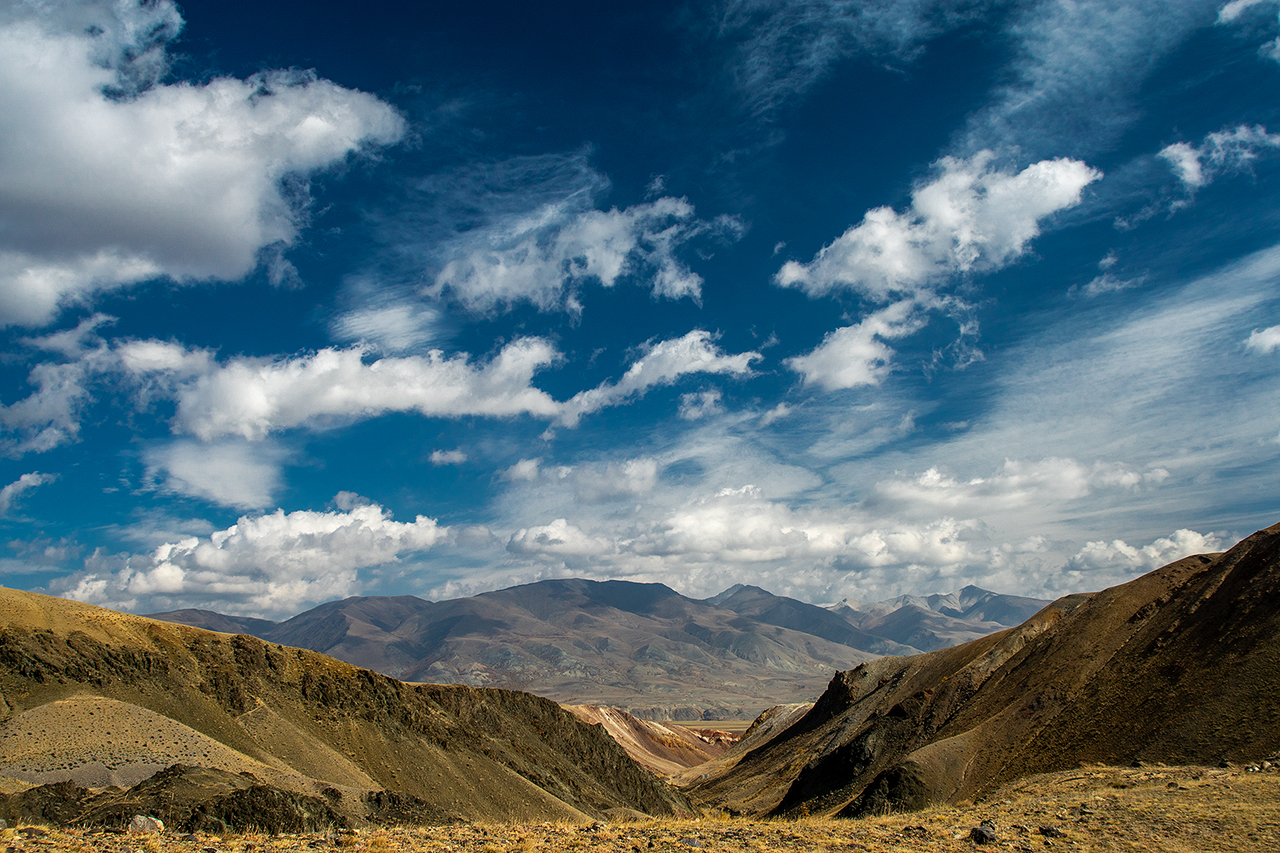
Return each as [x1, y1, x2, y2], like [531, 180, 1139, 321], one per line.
[688, 522, 1280, 818]
[0, 588, 690, 826]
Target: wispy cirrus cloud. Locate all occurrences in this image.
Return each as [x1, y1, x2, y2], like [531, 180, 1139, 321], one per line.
[715, 0, 994, 119]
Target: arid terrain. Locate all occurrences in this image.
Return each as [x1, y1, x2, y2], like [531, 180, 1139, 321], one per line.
[2, 764, 1276, 852]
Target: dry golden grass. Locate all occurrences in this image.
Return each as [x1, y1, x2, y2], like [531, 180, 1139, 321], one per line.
[4, 764, 1276, 852]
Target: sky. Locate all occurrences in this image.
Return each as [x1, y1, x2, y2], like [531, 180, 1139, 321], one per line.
[3, 0, 1280, 620]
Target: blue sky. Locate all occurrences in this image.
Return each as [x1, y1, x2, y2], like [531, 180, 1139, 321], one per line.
[3, 0, 1280, 619]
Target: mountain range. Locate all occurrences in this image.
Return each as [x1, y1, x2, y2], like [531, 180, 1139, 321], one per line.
[150, 580, 1048, 719]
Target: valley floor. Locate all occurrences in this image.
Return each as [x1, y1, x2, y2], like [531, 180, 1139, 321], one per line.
[6, 764, 1277, 852]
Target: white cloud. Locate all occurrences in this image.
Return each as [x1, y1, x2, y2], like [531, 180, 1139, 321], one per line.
[569, 458, 660, 503]
[776, 153, 1100, 301]
[1064, 529, 1224, 578]
[430, 449, 468, 465]
[432, 196, 741, 314]
[329, 279, 445, 353]
[503, 458, 544, 482]
[0, 1, 404, 326]
[1219, 0, 1276, 21]
[1072, 272, 1143, 299]
[784, 299, 925, 390]
[759, 402, 792, 425]
[1246, 325, 1280, 353]
[678, 389, 724, 420]
[558, 330, 760, 426]
[877, 458, 1171, 516]
[169, 339, 562, 441]
[1160, 125, 1280, 191]
[144, 440, 285, 509]
[508, 518, 612, 557]
[62, 500, 446, 617]
[0, 471, 57, 515]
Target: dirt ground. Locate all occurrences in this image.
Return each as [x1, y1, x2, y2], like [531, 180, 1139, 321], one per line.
[4, 764, 1276, 852]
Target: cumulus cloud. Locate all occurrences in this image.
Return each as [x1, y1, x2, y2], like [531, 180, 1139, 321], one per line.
[62, 500, 446, 617]
[1246, 325, 1280, 353]
[144, 440, 286, 509]
[164, 339, 562, 441]
[3, 322, 764, 462]
[559, 330, 760, 426]
[1160, 125, 1280, 191]
[776, 153, 1100, 301]
[784, 299, 925, 390]
[0, 1, 404, 326]
[0, 471, 57, 515]
[1064, 529, 1225, 577]
[429, 449, 468, 466]
[432, 196, 742, 314]
[507, 518, 612, 558]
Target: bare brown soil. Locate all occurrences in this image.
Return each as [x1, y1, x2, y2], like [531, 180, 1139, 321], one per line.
[4, 765, 1277, 852]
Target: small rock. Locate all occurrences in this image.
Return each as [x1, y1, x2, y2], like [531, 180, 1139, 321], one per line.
[1038, 826, 1066, 839]
[900, 825, 929, 839]
[969, 825, 998, 844]
[128, 815, 164, 834]
[677, 838, 702, 848]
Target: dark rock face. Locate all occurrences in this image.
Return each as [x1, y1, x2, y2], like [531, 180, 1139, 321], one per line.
[690, 522, 1280, 818]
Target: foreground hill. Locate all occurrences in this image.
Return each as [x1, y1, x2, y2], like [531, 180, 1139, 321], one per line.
[689, 522, 1280, 817]
[151, 579, 1041, 719]
[0, 588, 689, 826]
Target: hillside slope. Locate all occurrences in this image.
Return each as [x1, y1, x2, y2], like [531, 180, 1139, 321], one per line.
[0, 588, 689, 825]
[689, 522, 1280, 818]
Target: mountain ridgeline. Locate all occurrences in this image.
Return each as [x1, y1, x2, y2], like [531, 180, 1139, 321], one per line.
[151, 580, 1048, 719]
[687, 522, 1280, 818]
